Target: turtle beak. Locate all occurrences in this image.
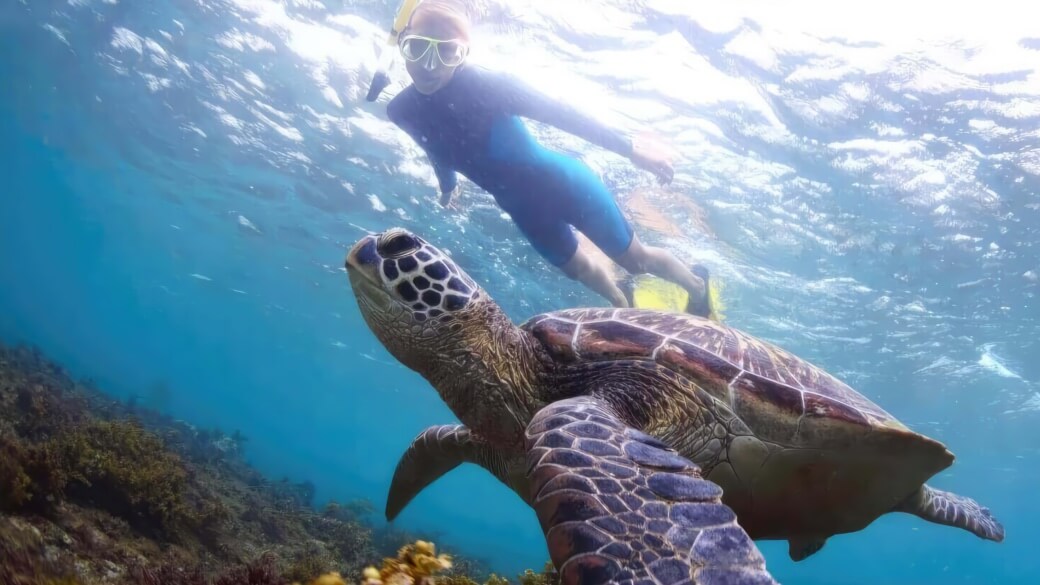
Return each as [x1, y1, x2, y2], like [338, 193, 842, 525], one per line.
[345, 235, 381, 286]
[346, 235, 397, 313]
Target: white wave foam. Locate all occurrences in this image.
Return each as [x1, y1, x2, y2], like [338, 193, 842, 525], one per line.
[141, 73, 171, 92]
[367, 194, 387, 212]
[723, 29, 779, 72]
[216, 30, 275, 52]
[237, 215, 261, 233]
[250, 108, 303, 142]
[1015, 393, 1040, 414]
[243, 70, 266, 90]
[979, 344, 1022, 380]
[968, 119, 1016, 141]
[42, 24, 69, 45]
[110, 27, 143, 54]
[871, 123, 906, 137]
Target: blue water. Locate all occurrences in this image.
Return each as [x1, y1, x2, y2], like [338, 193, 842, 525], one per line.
[2, 0, 1038, 583]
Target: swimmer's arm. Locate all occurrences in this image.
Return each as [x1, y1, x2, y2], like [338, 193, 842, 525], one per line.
[431, 158, 459, 204]
[488, 70, 633, 157]
[388, 93, 459, 207]
[439, 183, 461, 208]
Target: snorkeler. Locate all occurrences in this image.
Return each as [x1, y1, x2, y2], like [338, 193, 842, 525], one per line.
[383, 0, 715, 315]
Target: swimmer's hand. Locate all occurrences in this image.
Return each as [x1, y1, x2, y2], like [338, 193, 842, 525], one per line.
[630, 132, 675, 185]
[439, 185, 461, 210]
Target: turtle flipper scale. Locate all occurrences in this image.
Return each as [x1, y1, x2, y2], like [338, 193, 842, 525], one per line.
[896, 484, 1005, 542]
[525, 396, 778, 585]
[387, 424, 523, 521]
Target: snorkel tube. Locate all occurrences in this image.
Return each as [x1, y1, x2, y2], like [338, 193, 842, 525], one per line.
[366, 0, 423, 101]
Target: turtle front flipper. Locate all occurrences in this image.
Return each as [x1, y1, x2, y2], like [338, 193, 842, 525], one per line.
[525, 397, 777, 585]
[387, 424, 526, 521]
[787, 538, 826, 562]
[894, 484, 1005, 542]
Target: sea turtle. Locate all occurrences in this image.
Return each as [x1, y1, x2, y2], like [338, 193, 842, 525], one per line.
[344, 228, 1003, 583]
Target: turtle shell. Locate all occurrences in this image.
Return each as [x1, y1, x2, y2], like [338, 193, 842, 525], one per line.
[521, 308, 965, 542]
[521, 307, 924, 449]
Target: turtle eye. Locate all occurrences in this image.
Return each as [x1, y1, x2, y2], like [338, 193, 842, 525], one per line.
[378, 231, 420, 259]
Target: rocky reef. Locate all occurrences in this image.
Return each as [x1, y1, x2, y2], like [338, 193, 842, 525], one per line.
[0, 344, 559, 585]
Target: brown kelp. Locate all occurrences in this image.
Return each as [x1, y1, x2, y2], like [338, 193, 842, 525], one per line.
[0, 343, 555, 585]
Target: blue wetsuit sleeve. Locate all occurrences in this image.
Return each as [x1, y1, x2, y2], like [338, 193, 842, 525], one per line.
[482, 69, 634, 158]
[388, 93, 458, 195]
[432, 159, 458, 194]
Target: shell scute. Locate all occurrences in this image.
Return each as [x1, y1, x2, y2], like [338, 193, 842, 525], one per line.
[656, 339, 742, 401]
[802, 392, 871, 426]
[729, 373, 805, 443]
[731, 373, 804, 417]
[527, 317, 578, 363]
[528, 308, 900, 429]
[574, 320, 665, 361]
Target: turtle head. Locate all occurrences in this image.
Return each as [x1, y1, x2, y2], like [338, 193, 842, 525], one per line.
[345, 228, 487, 373]
[346, 228, 546, 449]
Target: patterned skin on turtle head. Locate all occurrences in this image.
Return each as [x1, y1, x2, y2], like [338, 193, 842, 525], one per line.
[345, 228, 484, 368]
[348, 228, 480, 320]
[346, 228, 544, 450]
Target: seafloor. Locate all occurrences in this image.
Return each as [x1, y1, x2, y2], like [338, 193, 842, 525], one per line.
[0, 344, 557, 585]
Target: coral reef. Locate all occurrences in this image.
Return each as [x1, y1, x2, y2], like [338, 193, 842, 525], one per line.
[363, 540, 453, 585]
[0, 344, 555, 585]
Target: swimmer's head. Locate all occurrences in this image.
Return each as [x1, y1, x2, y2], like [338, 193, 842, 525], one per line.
[400, 0, 471, 94]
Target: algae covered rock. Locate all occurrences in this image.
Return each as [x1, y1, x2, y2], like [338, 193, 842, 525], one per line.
[0, 344, 550, 585]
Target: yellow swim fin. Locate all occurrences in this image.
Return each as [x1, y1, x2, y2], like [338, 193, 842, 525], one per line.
[631, 275, 689, 313]
[619, 265, 725, 323]
[706, 273, 725, 322]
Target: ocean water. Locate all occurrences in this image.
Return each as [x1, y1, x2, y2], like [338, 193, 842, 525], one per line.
[1, 0, 1038, 583]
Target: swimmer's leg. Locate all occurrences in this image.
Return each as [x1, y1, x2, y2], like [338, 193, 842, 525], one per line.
[560, 246, 629, 308]
[510, 206, 629, 308]
[556, 161, 708, 312]
[614, 235, 707, 306]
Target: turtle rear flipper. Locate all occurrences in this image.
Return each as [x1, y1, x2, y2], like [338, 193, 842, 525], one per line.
[895, 484, 1005, 542]
[525, 396, 777, 585]
[386, 425, 525, 521]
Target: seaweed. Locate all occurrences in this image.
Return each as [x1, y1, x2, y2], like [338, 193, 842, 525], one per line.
[0, 517, 80, 585]
[53, 419, 193, 536]
[0, 415, 227, 541]
[361, 540, 454, 585]
[127, 553, 291, 585]
[516, 563, 561, 585]
[128, 564, 211, 585]
[0, 433, 33, 511]
[0, 343, 553, 585]
[284, 548, 339, 584]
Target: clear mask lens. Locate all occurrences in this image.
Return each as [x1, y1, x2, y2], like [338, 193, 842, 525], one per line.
[400, 35, 467, 68]
[401, 37, 432, 61]
[436, 41, 465, 66]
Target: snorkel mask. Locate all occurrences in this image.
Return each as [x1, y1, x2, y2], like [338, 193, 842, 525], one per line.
[366, 0, 471, 100]
[398, 34, 469, 70]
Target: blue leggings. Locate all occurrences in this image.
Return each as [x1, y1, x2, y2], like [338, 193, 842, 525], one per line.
[502, 151, 634, 267]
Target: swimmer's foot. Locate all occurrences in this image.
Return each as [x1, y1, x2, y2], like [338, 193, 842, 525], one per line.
[617, 276, 636, 308]
[685, 264, 714, 319]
